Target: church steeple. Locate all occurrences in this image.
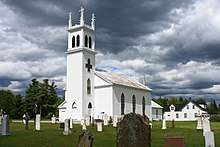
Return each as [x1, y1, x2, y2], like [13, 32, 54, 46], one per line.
[79, 7, 85, 26]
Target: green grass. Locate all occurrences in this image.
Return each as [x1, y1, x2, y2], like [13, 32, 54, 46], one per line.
[0, 121, 219, 147]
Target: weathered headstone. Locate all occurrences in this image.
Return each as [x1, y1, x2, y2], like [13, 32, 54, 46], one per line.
[2, 115, 10, 136]
[164, 136, 185, 147]
[196, 115, 203, 130]
[205, 131, 215, 147]
[82, 123, 87, 130]
[162, 115, 167, 130]
[113, 115, 118, 127]
[172, 119, 175, 128]
[77, 130, 94, 147]
[35, 114, 41, 131]
[116, 113, 151, 147]
[96, 120, 103, 132]
[24, 113, 30, 130]
[51, 114, 56, 124]
[103, 114, 108, 126]
[63, 119, 72, 135]
[203, 118, 211, 136]
[70, 118, 73, 129]
[85, 116, 90, 126]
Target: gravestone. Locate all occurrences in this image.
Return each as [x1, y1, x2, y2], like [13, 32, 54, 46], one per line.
[70, 118, 73, 129]
[116, 113, 151, 147]
[205, 131, 215, 147]
[2, 115, 10, 136]
[164, 136, 185, 147]
[203, 118, 211, 136]
[82, 123, 87, 130]
[171, 119, 175, 128]
[77, 130, 94, 147]
[103, 114, 108, 126]
[51, 114, 56, 124]
[113, 115, 118, 127]
[35, 114, 41, 131]
[196, 115, 203, 130]
[97, 120, 103, 132]
[63, 119, 72, 135]
[85, 116, 90, 126]
[24, 113, 30, 130]
[0, 116, 2, 134]
[162, 115, 167, 130]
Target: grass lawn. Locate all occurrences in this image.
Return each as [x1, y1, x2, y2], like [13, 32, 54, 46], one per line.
[0, 121, 219, 147]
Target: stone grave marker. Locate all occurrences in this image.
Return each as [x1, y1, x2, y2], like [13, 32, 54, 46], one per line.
[85, 116, 90, 126]
[70, 118, 73, 129]
[196, 115, 202, 130]
[164, 136, 185, 147]
[0, 116, 2, 134]
[103, 114, 108, 126]
[63, 119, 72, 135]
[96, 119, 103, 132]
[51, 114, 56, 124]
[162, 115, 167, 130]
[35, 114, 41, 131]
[203, 118, 211, 136]
[113, 115, 118, 127]
[205, 131, 215, 147]
[77, 130, 94, 147]
[2, 115, 10, 136]
[116, 113, 151, 147]
[24, 113, 30, 130]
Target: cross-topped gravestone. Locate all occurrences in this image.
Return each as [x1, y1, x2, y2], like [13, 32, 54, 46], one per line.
[85, 60, 92, 72]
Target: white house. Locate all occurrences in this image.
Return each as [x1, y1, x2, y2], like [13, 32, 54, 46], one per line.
[164, 101, 208, 121]
[151, 100, 163, 121]
[58, 7, 153, 122]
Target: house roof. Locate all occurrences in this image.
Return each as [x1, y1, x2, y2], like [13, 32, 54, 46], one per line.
[95, 70, 153, 92]
[151, 100, 163, 109]
[164, 101, 208, 112]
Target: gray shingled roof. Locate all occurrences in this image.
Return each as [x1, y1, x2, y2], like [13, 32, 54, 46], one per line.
[95, 71, 153, 91]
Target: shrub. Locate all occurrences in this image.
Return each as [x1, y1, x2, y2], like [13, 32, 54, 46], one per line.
[210, 114, 220, 122]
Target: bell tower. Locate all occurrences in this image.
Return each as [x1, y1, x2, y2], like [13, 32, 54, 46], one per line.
[65, 7, 96, 121]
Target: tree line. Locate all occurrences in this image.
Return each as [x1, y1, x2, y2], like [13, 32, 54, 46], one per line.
[153, 97, 220, 115]
[0, 79, 64, 119]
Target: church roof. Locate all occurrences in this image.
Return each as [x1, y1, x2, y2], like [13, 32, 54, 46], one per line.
[95, 71, 153, 91]
[151, 100, 163, 109]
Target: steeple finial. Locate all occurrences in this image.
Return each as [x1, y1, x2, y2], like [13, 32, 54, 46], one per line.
[68, 12, 72, 28]
[91, 13, 95, 29]
[79, 7, 85, 25]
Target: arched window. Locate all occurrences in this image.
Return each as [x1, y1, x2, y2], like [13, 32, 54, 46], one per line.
[142, 97, 145, 115]
[87, 79, 91, 95]
[76, 35, 80, 47]
[85, 35, 88, 47]
[121, 93, 125, 115]
[72, 36, 75, 48]
[132, 95, 136, 113]
[89, 37, 92, 48]
[88, 102, 92, 108]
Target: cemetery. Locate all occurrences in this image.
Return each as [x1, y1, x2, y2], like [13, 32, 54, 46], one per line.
[0, 115, 219, 146]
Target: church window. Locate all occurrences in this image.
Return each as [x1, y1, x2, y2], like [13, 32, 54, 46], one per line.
[121, 93, 125, 115]
[85, 35, 88, 47]
[132, 95, 136, 113]
[72, 102, 77, 108]
[76, 35, 80, 47]
[88, 102, 92, 108]
[72, 36, 75, 48]
[89, 37, 92, 48]
[142, 97, 145, 115]
[87, 79, 91, 95]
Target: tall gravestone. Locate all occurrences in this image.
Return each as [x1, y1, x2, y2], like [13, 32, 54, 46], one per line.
[203, 118, 211, 136]
[2, 115, 10, 136]
[205, 131, 215, 147]
[63, 119, 72, 135]
[113, 115, 118, 127]
[103, 114, 108, 126]
[35, 114, 41, 131]
[162, 115, 167, 130]
[116, 113, 151, 147]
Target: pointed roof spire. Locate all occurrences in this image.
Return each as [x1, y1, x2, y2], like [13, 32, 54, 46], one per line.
[68, 12, 72, 28]
[91, 13, 95, 30]
[79, 7, 85, 25]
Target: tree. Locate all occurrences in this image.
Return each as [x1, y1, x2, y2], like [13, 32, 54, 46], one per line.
[24, 79, 59, 118]
[0, 90, 16, 117]
[208, 99, 218, 114]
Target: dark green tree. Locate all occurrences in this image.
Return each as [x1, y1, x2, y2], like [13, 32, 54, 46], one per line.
[0, 90, 16, 117]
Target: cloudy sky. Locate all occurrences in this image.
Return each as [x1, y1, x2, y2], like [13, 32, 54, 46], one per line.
[1, 0, 220, 103]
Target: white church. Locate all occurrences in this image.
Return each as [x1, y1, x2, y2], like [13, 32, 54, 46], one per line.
[58, 7, 153, 122]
